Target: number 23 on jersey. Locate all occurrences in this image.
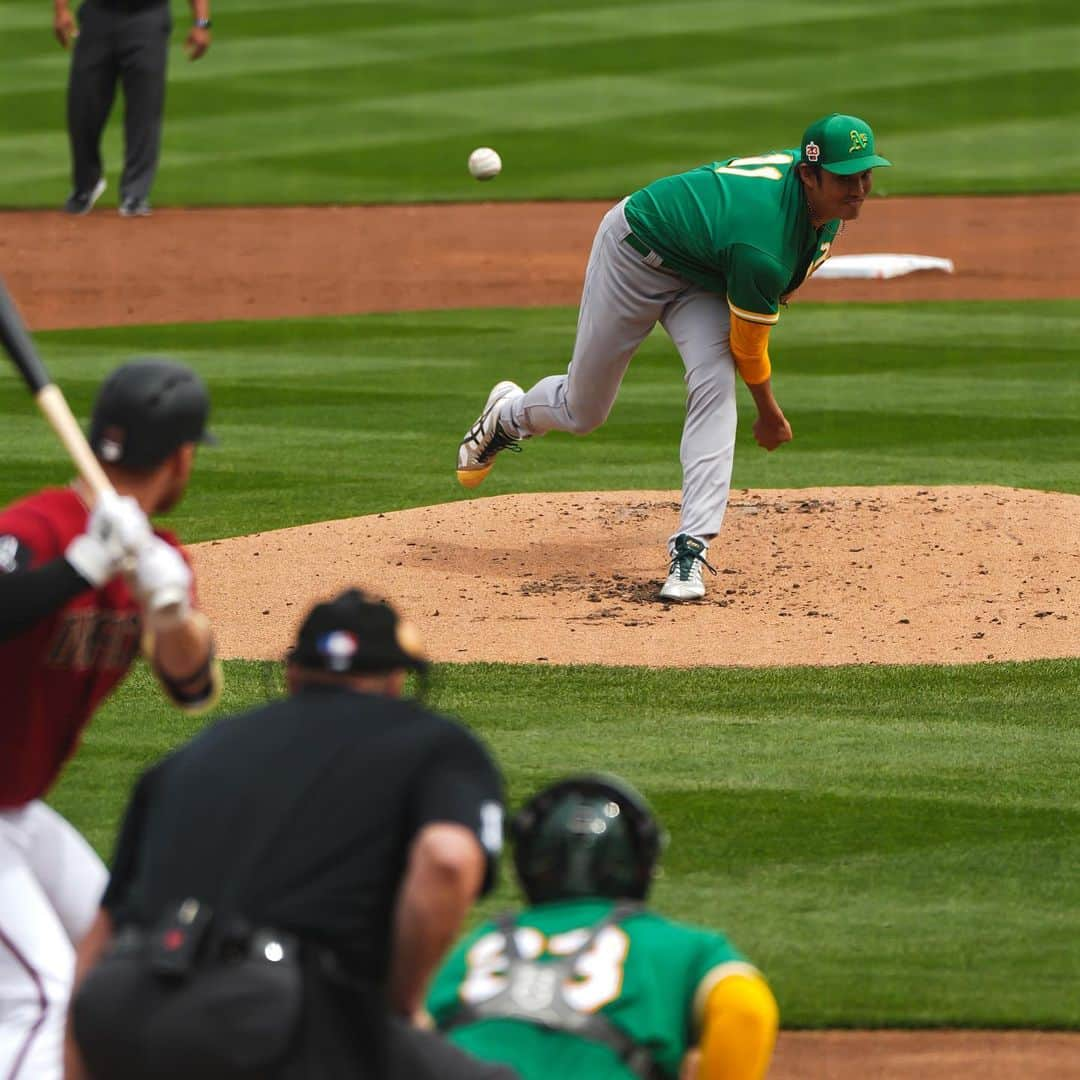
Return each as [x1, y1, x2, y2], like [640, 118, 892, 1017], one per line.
[460, 925, 630, 1013]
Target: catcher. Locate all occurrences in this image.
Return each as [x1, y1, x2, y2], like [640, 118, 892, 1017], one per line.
[427, 774, 777, 1079]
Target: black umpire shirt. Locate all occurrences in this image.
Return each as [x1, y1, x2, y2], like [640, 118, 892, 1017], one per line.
[102, 685, 504, 985]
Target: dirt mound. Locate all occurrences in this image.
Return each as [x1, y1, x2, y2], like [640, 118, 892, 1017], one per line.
[189, 485, 1078, 667]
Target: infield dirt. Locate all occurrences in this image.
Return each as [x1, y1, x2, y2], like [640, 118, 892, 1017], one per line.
[3, 194, 1078, 330]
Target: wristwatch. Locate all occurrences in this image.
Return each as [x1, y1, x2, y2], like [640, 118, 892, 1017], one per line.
[194, 17, 212, 29]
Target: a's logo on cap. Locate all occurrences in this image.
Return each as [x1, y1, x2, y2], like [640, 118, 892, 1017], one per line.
[99, 425, 125, 463]
[318, 630, 358, 672]
[805, 141, 820, 163]
[849, 130, 869, 153]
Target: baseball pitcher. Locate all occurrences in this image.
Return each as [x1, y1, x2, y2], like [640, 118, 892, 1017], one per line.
[457, 113, 891, 601]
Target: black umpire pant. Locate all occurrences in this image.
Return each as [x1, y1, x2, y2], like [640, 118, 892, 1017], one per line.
[279, 971, 521, 1080]
[67, 0, 172, 200]
[273, 1020, 520, 1080]
[376, 1018, 521, 1080]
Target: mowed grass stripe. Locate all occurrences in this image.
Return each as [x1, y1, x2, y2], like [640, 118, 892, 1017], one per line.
[1, 301, 1076, 541]
[9, 10, 1078, 104]
[50, 657, 1080, 1027]
[0, 0, 1075, 203]
[0, 0, 1021, 78]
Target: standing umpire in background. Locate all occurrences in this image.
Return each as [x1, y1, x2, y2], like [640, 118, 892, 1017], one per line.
[65, 589, 518, 1080]
[54, 0, 213, 217]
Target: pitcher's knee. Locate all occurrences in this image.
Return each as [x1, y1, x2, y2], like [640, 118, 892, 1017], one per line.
[563, 401, 610, 435]
[686, 366, 733, 401]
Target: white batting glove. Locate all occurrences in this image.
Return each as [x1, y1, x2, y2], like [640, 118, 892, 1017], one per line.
[65, 491, 152, 587]
[132, 536, 193, 628]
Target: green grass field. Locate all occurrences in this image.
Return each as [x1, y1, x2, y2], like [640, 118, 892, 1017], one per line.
[1, 0, 1078, 206]
[9, 300, 1077, 1030]
[53, 659, 1080, 1028]
[2, 300, 1078, 540]
[3, 0, 1077, 1042]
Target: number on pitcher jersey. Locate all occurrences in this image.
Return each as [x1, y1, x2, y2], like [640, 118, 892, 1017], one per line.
[714, 153, 793, 181]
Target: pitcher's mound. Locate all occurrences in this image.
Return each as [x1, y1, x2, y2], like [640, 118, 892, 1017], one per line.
[190, 485, 1078, 667]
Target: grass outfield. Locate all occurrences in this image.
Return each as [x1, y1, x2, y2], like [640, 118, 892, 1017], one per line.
[1, 0, 1078, 206]
[51, 658, 1080, 1028]
[1, 300, 1078, 541]
[12, 299, 1078, 1029]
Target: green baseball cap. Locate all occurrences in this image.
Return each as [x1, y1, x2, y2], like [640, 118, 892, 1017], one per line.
[800, 113, 892, 175]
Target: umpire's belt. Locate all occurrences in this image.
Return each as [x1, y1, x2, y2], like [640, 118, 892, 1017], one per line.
[72, 920, 305, 1080]
[622, 230, 665, 269]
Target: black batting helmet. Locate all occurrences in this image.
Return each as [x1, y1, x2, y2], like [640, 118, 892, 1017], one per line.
[89, 358, 215, 469]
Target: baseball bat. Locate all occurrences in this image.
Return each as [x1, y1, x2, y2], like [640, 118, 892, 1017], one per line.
[0, 279, 113, 498]
[0, 279, 183, 618]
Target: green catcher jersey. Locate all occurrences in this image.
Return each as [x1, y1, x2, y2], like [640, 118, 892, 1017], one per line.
[624, 150, 839, 323]
[427, 898, 753, 1080]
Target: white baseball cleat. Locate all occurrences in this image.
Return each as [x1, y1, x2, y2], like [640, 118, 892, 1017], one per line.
[457, 380, 524, 489]
[660, 534, 716, 601]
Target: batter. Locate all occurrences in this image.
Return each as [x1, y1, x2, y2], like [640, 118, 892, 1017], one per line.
[0, 361, 219, 1079]
[457, 114, 891, 600]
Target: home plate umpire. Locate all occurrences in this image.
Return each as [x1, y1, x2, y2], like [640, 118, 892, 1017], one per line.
[66, 589, 517, 1080]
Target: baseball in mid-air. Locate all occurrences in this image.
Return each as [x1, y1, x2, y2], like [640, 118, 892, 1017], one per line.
[468, 147, 502, 181]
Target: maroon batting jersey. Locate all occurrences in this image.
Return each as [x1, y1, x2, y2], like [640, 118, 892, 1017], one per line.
[0, 487, 190, 807]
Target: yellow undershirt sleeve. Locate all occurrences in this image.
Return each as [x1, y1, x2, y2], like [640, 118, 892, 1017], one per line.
[694, 967, 779, 1080]
[728, 314, 773, 386]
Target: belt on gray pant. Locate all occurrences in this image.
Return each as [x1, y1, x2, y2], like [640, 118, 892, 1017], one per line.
[622, 230, 665, 269]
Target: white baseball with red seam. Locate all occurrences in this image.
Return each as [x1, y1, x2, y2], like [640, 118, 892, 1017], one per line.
[468, 147, 502, 181]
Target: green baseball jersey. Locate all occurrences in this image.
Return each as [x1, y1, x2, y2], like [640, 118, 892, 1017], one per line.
[624, 149, 839, 323]
[427, 899, 754, 1080]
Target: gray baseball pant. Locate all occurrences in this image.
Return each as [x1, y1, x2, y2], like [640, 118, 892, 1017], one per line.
[503, 199, 737, 549]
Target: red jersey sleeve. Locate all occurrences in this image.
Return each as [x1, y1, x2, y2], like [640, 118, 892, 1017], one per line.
[0, 497, 68, 572]
[0, 489, 143, 807]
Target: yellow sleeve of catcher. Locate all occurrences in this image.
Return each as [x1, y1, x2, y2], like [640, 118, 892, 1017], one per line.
[692, 963, 779, 1080]
[728, 314, 773, 387]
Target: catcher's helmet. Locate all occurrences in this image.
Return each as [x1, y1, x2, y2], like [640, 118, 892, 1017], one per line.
[511, 774, 664, 904]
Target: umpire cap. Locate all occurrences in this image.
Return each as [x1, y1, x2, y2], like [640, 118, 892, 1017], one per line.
[90, 359, 216, 469]
[288, 588, 429, 675]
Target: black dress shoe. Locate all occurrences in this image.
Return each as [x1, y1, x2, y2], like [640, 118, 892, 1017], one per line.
[63, 178, 107, 215]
